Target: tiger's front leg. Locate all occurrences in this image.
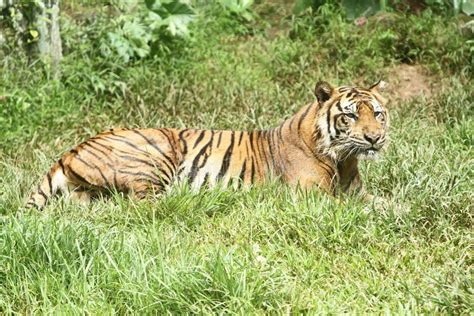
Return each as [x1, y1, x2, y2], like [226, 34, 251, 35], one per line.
[337, 157, 392, 211]
[285, 155, 338, 196]
[337, 157, 367, 197]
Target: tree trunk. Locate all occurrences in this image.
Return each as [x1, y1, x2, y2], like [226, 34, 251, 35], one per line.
[35, 0, 62, 78]
[1, 0, 62, 77]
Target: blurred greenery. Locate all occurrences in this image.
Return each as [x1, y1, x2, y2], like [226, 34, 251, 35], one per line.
[0, 0, 473, 314]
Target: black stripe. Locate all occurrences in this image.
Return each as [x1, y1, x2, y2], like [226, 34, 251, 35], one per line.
[250, 158, 256, 183]
[238, 131, 244, 146]
[217, 131, 235, 180]
[326, 105, 332, 135]
[198, 136, 214, 168]
[238, 159, 247, 183]
[80, 145, 111, 165]
[37, 186, 48, 200]
[288, 116, 296, 131]
[70, 153, 110, 187]
[297, 105, 312, 131]
[272, 127, 284, 172]
[248, 131, 255, 153]
[198, 131, 215, 169]
[178, 129, 189, 156]
[217, 132, 223, 148]
[68, 166, 90, 185]
[202, 173, 210, 188]
[46, 173, 52, 194]
[120, 154, 158, 168]
[249, 131, 262, 176]
[155, 128, 174, 146]
[58, 159, 65, 173]
[334, 114, 342, 136]
[278, 125, 284, 142]
[83, 141, 115, 163]
[266, 130, 275, 170]
[262, 131, 275, 170]
[316, 157, 336, 180]
[72, 153, 94, 169]
[177, 166, 186, 176]
[336, 101, 342, 111]
[188, 131, 215, 184]
[258, 131, 271, 172]
[193, 130, 206, 149]
[105, 135, 148, 153]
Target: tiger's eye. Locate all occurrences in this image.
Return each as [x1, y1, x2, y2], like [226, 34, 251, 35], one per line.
[345, 113, 357, 120]
[374, 111, 383, 118]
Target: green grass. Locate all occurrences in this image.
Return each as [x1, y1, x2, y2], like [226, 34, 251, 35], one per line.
[0, 2, 473, 314]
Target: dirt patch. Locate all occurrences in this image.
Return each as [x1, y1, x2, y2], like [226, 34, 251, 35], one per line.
[386, 64, 435, 102]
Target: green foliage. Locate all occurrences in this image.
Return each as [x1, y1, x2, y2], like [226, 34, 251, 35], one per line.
[423, 0, 474, 15]
[295, 0, 473, 19]
[294, 0, 386, 19]
[293, 0, 327, 15]
[100, 0, 195, 63]
[289, 4, 472, 75]
[219, 0, 255, 22]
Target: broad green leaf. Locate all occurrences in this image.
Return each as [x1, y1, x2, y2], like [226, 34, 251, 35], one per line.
[162, 1, 195, 15]
[165, 14, 194, 36]
[462, 0, 474, 15]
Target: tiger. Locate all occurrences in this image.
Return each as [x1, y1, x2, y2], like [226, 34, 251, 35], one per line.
[26, 80, 389, 210]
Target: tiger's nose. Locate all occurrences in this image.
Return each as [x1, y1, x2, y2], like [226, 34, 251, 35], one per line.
[364, 133, 381, 144]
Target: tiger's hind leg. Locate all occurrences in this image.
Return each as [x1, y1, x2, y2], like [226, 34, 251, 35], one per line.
[68, 186, 99, 206]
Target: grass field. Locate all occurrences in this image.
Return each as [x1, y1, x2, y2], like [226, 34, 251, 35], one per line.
[0, 2, 473, 313]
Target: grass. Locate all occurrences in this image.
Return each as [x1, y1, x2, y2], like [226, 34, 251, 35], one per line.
[0, 2, 473, 314]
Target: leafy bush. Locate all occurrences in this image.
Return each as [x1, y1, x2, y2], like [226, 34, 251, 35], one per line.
[100, 0, 195, 63]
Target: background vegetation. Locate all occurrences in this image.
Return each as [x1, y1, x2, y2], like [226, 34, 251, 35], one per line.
[0, 0, 472, 313]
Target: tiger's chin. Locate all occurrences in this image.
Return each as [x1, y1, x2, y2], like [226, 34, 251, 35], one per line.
[357, 149, 380, 160]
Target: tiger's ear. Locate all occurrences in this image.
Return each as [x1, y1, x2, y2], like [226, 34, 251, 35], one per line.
[314, 81, 334, 104]
[369, 80, 388, 93]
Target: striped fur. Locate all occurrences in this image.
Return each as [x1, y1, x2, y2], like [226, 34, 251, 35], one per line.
[26, 81, 389, 210]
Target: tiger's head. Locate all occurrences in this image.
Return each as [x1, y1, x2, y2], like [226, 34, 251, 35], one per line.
[315, 80, 389, 160]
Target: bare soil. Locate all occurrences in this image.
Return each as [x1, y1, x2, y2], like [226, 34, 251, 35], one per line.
[386, 64, 435, 102]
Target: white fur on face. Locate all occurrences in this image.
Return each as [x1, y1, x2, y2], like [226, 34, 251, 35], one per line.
[370, 99, 383, 112]
[342, 101, 357, 113]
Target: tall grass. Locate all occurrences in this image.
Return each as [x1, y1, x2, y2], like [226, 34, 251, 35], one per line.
[0, 2, 472, 313]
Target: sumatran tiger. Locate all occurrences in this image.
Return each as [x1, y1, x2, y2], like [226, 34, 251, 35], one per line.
[26, 80, 389, 210]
